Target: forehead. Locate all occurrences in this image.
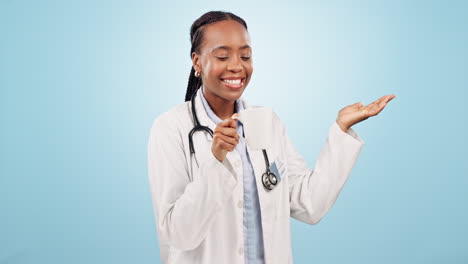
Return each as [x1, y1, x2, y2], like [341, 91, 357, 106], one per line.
[201, 20, 251, 53]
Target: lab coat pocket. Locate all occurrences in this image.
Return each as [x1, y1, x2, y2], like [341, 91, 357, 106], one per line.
[269, 161, 282, 184]
[270, 158, 290, 219]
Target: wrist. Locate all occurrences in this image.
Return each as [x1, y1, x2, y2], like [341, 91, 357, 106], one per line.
[211, 148, 226, 162]
[336, 119, 349, 133]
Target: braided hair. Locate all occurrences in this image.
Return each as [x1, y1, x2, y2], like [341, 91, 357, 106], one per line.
[184, 11, 248, 102]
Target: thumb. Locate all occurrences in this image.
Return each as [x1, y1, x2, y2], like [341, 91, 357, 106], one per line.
[231, 113, 239, 119]
[353, 102, 363, 108]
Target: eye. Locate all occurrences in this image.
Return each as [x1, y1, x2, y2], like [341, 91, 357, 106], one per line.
[216, 57, 228, 61]
[241, 56, 251, 61]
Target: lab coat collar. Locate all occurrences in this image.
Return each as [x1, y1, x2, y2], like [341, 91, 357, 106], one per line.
[192, 87, 251, 142]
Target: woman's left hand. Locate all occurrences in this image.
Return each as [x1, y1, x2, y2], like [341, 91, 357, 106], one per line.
[336, 94, 396, 133]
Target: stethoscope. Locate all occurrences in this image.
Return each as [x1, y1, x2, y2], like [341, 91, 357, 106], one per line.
[188, 91, 278, 191]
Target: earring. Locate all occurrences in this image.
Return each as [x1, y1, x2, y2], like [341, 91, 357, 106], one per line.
[195, 71, 200, 77]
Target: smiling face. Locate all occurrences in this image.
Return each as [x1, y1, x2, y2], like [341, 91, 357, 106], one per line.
[192, 19, 253, 106]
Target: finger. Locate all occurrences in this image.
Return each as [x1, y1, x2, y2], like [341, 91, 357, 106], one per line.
[377, 94, 396, 105]
[214, 126, 239, 139]
[213, 134, 237, 151]
[214, 132, 239, 146]
[348, 102, 361, 107]
[373, 95, 388, 105]
[371, 99, 391, 115]
[218, 117, 238, 129]
[379, 95, 396, 107]
[363, 105, 379, 116]
[214, 129, 240, 143]
[221, 141, 236, 152]
[362, 102, 382, 116]
[214, 127, 239, 140]
[353, 102, 363, 109]
[385, 94, 396, 103]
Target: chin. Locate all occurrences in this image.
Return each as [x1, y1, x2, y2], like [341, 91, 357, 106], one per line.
[225, 89, 244, 101]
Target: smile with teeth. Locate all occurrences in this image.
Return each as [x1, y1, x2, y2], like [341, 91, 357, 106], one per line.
[222, 78, 244, 88]
[223, 79, 241, 84]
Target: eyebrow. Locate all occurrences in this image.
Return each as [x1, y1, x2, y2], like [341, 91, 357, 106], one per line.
[210, 45, 251, 53]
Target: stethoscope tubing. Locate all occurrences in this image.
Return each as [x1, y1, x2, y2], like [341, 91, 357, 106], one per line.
[188, 90, 277, 191]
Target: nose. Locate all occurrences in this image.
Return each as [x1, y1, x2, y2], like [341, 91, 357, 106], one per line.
[227, 57, 243, 72]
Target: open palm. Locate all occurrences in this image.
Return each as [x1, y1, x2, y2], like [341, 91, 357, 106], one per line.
[336, 94, 396, 132]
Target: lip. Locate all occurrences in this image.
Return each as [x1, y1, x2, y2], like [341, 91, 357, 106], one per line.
[221, 77, 245, 89]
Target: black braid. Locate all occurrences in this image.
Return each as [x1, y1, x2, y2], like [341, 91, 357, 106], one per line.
[184, 11, 248, 102]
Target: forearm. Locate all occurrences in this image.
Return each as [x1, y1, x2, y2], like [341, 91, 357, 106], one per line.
[289, 121, 364, 224]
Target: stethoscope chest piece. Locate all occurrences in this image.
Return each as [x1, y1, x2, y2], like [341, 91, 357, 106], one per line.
[188, 90, 279, 190]
[261, 149, 278, 191]
[262, 171, 278, 191]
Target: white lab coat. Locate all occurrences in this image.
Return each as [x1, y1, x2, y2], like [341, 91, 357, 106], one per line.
[147, 88, 365, 264]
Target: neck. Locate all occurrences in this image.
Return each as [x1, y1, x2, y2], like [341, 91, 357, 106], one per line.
[202, 89, 236, 120]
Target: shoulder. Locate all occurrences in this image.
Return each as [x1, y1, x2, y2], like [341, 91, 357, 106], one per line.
[149, 101, 192, 138]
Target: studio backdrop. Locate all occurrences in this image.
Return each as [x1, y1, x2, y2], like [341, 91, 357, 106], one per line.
[1, 0, 467, 263]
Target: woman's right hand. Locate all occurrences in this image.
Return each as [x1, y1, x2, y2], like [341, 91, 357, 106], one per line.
[211, 114, 240, 162]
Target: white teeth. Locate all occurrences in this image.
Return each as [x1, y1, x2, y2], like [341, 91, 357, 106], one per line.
[223, 79, 242, 85]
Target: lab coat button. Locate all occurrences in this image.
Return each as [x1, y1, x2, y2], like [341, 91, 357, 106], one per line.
[234, 160, 241, 168]
[238, 247, 244, 255]
[237, 200, 243, 208]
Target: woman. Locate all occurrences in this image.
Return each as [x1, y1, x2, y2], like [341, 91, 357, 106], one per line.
[147, 11, 396, 264]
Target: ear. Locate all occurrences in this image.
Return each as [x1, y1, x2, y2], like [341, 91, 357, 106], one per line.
[191, 52, 202, 73]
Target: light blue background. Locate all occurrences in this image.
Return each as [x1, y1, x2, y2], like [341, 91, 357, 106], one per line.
[1, 0, 467, 263]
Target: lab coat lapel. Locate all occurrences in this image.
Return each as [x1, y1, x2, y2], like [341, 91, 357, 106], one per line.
[246, 144, 275, 261]
[194, 90, 275, 259]
[242, 100, 276, 260]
